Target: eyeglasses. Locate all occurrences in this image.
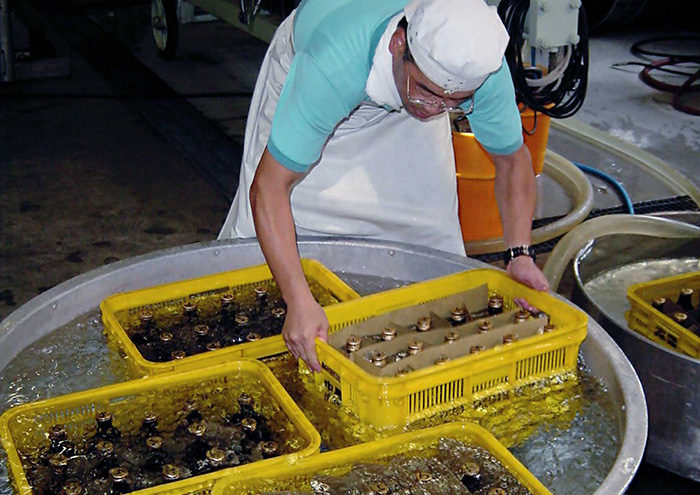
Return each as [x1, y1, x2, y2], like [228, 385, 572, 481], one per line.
[406, 74, 474, 115]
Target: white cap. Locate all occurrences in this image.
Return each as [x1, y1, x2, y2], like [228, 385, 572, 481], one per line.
[404, 0, 509, 93]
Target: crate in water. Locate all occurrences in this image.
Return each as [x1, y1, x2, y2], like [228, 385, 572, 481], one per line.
[316, 269, 588, 428]
[0, 359, 321, 495]
[100, 259, 359, 376]
[211, 422, 552, 495]
[626, 271, 700, 358]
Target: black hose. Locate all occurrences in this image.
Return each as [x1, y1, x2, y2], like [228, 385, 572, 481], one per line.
[497, 0, 589, 119]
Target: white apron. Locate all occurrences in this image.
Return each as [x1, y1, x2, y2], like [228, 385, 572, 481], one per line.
[219, 12, 467, 257]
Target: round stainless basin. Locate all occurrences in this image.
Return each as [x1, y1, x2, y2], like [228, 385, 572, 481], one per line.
[0, 238, 646, 494]
[573, 233, 699, 481]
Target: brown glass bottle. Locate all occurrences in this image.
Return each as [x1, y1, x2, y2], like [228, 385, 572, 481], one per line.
[677, 288, 695, 312]
[488, 295, 504, 316]
[449, 306, 469, 326]
[108, 467, 132, 494]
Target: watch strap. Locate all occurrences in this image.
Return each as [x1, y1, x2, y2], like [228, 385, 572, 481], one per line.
[503, 245, 536, 265]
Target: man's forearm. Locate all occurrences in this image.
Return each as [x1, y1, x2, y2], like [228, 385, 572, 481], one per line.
[250, 148, 313, 306]
[492, 144, 536, 248]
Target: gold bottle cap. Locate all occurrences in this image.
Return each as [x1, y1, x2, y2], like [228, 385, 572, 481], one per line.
[490, 294, 504, 303]
[652, 297, 667, 307]
[450, 305, 468, 322]
[187, 422, 207, 437]
[235, 314, 250, 325]
[543, 324, 556, 333]
[246, 332, 261, 342]
[487, 488, 507, 495]
[96, 411, 112, 423]
[220, 292, 235, 304]
[206, 341, 222, 351]
[159, 331, 173, 342]
[254, 286, 268, 298]
[162, 464, 181, 481]
[96, 440, 114, 455]
[416, 317, 432, 332]
[470, 345, 485, 355]
[109, 467, 129, 482]
[146, 436, 163, 450]
[381, 327, 397, 341]
[673, 312, 688, 323]
[49, 424, 67, 440]
[238, 393, 254, 408]
[371, 351, 387, 367]
[407, 340, 424, 355]
[261, 441, 279, 457]
[478, 321, 493, 333]
[49, 453, 69, 468]
[241, 417, 257, 433]
[139, 310, 154, 322]
[171, 350, 186, 360]
[515, 309, 531, 322]
[415, 470, 433, 482]
[462, 461, 480, 476]
[434, 355, 450, 366]
[206, 447, 226, 463]
[61, 481, 83, 495]
[395, 368, 411, 377]
[345, 335, 362, 352]
[369, 481, 389, 495]
[182, 302, 197, 314]
[194, 324, 210, 337]
[271, 307, 286, 319]
[680, 288, 694, 296]
[143, 411, 157, 423]
[488, 297, 503, 309]
[445, 331, 459, 343]
[503, 333, 517, 344]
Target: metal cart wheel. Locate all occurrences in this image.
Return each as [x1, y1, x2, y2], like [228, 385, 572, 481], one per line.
[151, 0, 179, 59]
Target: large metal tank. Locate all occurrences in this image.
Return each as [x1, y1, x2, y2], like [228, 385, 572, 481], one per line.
[571, 224, 700, 480]
[0, 238, 647, 494]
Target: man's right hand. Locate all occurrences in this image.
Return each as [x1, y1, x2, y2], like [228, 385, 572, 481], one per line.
[281, 295, 329, 372]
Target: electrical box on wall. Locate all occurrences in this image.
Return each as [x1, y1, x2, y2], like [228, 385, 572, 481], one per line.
[528, 0, 581, 49]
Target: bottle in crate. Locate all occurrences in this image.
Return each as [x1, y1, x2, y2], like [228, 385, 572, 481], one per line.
[93, 440, 120, 480]
[86, 412, 121, 453]
[184, 422, 213, 474]
[488, 295, 504, 316]
[30, 453, 69, 495]
[677, 288, 695, 312]
[137, 412, 160, 442]
[651, 297, 683, 318]
[174, 401, 204, 438]
[59, 480, 83, 495]
[131, 310, 160, 346]
[227, 393, 272, 438]
[39, 424, 75, 462]
[141, 436, 173, 475]
[449, 306, 469, 326]
[108, 466, 132, 494]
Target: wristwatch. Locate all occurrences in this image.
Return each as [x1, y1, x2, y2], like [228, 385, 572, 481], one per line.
[503, 245, 536, 265]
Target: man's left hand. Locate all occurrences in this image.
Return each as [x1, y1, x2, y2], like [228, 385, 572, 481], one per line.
[506, 256, 550, 311]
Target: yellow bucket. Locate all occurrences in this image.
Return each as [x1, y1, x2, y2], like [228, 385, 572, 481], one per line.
[453, 106, 551, 242]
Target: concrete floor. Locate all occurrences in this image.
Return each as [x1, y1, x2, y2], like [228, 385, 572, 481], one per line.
[0, 1, 699, 493]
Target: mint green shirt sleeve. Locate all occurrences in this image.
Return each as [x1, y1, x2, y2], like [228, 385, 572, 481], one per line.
[467, 60, 523, 156]
[268, 52, 358, 172]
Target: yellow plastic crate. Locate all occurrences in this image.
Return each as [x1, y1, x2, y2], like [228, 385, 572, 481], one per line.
[0, 359, 321, 495]
[211, 422, 552, 495]
[316, 269, 588, 428]
[100, 259, 359, 376]
[626, 271, 700, 358]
